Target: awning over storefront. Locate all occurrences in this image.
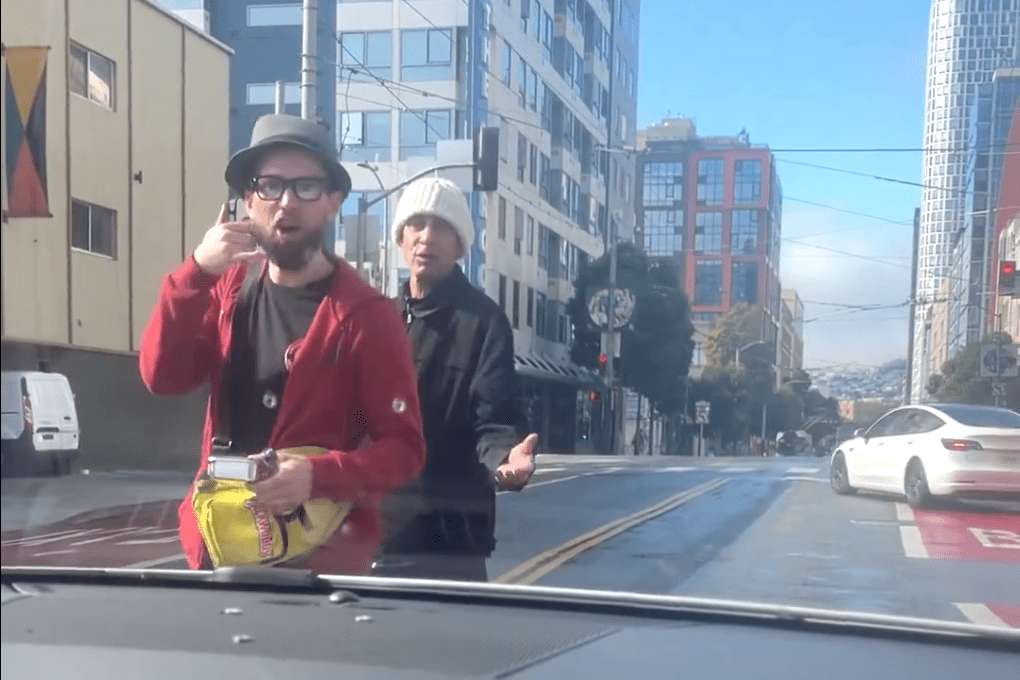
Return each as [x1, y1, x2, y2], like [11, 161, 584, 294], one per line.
[514, 352, 601, 388]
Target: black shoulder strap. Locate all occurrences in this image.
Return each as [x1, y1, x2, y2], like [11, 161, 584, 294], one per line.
[211, 261, 265, 453]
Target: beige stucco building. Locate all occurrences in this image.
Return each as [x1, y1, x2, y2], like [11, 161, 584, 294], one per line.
[2, 0, 231, 469]
[779, 288, 804, 382]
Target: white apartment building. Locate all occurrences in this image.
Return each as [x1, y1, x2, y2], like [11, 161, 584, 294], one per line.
[334, 0, 641, 453]
[911, 0, 1018, 402]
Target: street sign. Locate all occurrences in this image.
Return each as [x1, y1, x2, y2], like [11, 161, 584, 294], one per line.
[980, 344, 1019, 378]
[695, 400, 711, 425]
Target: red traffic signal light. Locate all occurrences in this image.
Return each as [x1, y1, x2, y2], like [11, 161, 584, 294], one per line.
[588, 390, 600, 402]
[1000, 260, 1017, 295]
[598, 353, 609, 371]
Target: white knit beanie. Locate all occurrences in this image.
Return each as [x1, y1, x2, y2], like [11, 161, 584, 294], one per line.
[392, 177, 475, 253]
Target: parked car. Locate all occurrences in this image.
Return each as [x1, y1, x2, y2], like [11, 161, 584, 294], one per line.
[1, 371, 80, 477]
[829, 403, 1020, 507]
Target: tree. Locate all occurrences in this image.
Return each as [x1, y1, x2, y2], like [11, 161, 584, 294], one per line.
[567, 245, 695, 414]
[926, 333, 1020, 409]
[703, 303, 765, 367]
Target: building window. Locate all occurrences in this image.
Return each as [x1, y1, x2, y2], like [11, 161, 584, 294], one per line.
[731, 261, 759, 305]
[694, 261, 723, 306]
[518, 56, 528, 107]
[731, 210, 760, 254]
[536, 292, 547, 337]
[512, 280, 521, 329]
[539, 153, 551, 201]
[542, 11, 553, 61]
[733, 159, 762, 203]
[696, 158, 724, 205]
[71, 200, 116, 258]
[498, 197, 507, 241]
[527, 215, 535, 255]
[339, 111, 391, 161]
[247, 3, 301, 26]
[538, 224, 549, 269]
[642, 161, 684, 206]
[547, 230, 561, 278]
[499, 274, 507, 311]
[529, 66, 539, 110]
[517, 133, 528, 182]
[514, 207, 524, 255]
[399, 109, 450, 159]
[529, 144, 538, 185]
[400, 29, 454, 81]
[246, 82, 299, 106]
[643, 210, 683, 257]
[527, 287, 535, 327]
[69, 43, 115, 109]
[694, 212, 723, 254]
[502, 40, 512, 86]
[340, 31, 393, 82]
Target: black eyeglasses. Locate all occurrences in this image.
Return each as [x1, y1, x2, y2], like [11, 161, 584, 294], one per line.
[250, 175, 331, 201]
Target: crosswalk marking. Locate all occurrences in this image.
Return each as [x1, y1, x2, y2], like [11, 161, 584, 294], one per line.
[719, 467, 755, 474]
[787, 467, 820, 474]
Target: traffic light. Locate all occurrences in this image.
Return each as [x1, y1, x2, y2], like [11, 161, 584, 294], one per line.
[999, 261, 1017, 296]
[588, 390, 600, 402]
[597, 353, 609, 373]
[473, 126, 499, 191]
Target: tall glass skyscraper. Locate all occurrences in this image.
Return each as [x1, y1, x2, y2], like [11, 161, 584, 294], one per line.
[911, 0, 1018, 402]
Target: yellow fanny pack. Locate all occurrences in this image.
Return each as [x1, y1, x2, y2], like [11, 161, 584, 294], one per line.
[192, 446, 353, 568]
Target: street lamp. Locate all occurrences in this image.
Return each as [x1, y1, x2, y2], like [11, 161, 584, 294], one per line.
[736, 340, 773, 453]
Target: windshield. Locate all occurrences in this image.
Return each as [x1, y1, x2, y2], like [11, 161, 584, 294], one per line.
[932, 404, 1020, 429]
[2, 0, 1018, 639]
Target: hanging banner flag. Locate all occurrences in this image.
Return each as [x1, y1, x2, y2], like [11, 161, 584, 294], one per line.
[4, 45, 52, 219]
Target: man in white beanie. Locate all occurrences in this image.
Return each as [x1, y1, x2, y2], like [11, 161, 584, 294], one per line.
[374, 176, 538, 581]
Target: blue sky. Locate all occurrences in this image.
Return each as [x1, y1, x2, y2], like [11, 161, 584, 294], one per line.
[637, 0, 931, 371]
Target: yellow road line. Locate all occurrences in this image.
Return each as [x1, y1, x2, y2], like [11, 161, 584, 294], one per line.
[494, 477, 729, 585]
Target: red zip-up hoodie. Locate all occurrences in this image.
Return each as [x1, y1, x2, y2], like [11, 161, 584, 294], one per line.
[139, 255, 426, 574]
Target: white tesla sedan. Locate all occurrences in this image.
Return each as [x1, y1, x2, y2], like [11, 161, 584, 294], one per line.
[829, 403, 1020, 507]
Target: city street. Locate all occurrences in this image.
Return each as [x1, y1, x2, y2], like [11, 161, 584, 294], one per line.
[2, 455, 1017, 629]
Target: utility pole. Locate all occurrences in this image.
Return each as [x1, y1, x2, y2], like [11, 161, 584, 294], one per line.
[275, 80, 287, 114]
[602, 0, 619, 455]
[300, 0, 317, 120]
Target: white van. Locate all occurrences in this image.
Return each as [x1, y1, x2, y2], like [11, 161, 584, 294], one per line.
[1, 371, 80, 476]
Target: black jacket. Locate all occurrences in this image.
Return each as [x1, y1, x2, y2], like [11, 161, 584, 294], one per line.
[380, 266, 526, 556]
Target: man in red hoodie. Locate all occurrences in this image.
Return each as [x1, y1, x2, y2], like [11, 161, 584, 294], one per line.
[139, 114, 425, 574]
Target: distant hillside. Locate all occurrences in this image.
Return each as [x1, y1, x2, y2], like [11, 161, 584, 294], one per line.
[814, 360, 907, 401]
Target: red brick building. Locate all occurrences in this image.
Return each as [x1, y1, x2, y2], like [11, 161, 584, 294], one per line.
[635, 118, 783, 367]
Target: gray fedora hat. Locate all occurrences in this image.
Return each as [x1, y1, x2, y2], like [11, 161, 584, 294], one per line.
[224, 114, 352, 198]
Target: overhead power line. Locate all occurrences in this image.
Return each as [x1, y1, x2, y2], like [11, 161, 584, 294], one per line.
[777, 159, 972, 197]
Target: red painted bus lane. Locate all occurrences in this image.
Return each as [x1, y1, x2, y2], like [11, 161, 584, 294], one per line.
[990, 604, 1020, 628]
[911, 506, 1019, 563]
[0, 500, 183, 569]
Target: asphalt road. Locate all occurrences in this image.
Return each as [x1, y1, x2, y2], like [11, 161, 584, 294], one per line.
[3, 454, 1018, 628]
